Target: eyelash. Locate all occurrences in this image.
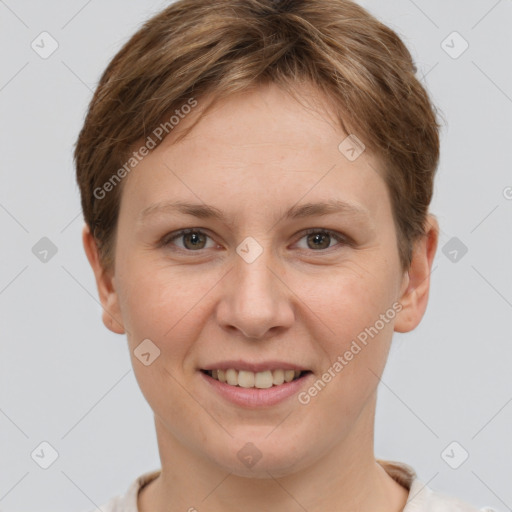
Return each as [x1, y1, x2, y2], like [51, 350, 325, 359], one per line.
[159, 228, 350, 253]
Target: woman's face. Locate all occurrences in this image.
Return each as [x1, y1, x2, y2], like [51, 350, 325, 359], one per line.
[87, 82, 433, 477]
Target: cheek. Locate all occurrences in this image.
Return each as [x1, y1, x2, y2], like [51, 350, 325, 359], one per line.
[115, 263, 210, 417]
[301, 260, 399, 393]
[303, 259, 398, 338]
[116, 258, 218, 353]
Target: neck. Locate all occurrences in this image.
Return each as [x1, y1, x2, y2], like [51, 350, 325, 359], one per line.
[139, 396, 409, 512]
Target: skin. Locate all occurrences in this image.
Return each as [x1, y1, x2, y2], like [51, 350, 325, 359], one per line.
[83, 81, 438, 512]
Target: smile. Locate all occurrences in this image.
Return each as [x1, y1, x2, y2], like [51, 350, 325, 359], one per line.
[199, 359, 313, 407]
[202, 368, 306, 388]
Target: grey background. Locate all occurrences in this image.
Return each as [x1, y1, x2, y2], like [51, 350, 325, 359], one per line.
[0, 1, 511, 511]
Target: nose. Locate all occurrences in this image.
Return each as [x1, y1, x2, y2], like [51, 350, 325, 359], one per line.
[215, 244, 295, 340]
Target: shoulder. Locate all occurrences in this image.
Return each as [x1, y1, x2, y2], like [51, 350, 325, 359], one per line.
[97, 469, 161, 512]
[407, 477, 500, 512]
[97, 494, 123, 512]
[377, 459, 500, 512]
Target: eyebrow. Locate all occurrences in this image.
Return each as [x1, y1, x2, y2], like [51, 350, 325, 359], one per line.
[137, 199, 370, 225]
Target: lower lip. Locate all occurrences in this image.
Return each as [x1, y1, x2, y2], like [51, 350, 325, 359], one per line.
[199, 371, 312, 408]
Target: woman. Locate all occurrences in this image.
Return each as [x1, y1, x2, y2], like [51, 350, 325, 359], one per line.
[75, 0, 497, 510]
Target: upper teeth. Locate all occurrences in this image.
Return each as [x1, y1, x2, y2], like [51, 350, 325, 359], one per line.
[208, 369, 301, 388]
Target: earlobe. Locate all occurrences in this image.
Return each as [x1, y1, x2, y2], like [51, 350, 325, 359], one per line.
[82, 224, 126, 335]
[394, 215, 439, 333]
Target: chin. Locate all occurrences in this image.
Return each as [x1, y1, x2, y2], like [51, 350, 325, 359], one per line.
[204, 437, 312, 479]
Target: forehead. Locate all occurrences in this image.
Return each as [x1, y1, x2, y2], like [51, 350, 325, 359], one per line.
[167, 82, 349, 156]
[120, 82, 391, 224]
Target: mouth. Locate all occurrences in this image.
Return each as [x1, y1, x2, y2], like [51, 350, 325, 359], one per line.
[200, 368, 311, 389]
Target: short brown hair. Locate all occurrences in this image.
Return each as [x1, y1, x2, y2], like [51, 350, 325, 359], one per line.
[74, 0, 441, 272]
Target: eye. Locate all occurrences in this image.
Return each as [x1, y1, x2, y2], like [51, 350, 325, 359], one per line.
[160, 228, 349, 253]
[295, 228, 348, 251]
[161, 229, 216, 251]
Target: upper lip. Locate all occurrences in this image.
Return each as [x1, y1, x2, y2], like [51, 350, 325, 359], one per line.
[201, 360, 309, 373]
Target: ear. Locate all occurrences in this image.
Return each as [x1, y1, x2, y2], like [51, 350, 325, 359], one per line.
[394, 214, 439, 333]
[82, 223, 125, 334]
